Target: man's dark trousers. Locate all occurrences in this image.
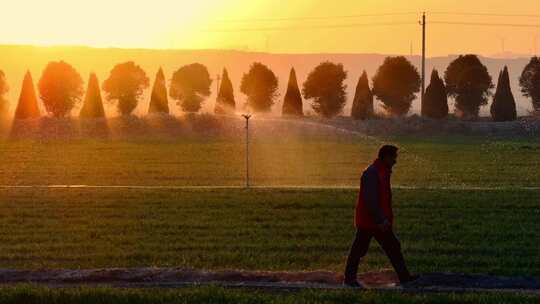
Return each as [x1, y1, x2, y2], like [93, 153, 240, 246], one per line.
[344, 227, 410, 282]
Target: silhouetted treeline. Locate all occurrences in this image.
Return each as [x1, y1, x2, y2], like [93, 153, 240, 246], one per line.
[5, 54, 540, 123]
[351, 71, 374, 120]
[282, 68, 303, 117]
[491, 67, 517, 122]
[422, 70, 448, 119]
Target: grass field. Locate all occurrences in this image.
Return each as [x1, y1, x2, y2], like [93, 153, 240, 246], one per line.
[0, 126, 539, 302]
[0, 286, 537, 304]
[0, 187, 538, 276]
[0, 134, 539, 188]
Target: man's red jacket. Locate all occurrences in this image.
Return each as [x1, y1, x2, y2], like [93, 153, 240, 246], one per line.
[355, 159, 394, 229]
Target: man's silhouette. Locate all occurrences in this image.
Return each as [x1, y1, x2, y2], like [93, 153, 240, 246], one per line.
[344, 145, 418, 287]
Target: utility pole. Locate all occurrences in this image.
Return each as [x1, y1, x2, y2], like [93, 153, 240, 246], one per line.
[242, 114, 252, 188]
[421, 12, 426, 108]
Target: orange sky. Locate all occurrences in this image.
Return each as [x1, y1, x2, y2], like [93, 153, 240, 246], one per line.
[1, 0, 540, 56]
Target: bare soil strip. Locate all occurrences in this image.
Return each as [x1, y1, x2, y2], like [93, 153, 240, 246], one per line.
[1, 185, 540, 191]
[0, 268, 538, 294]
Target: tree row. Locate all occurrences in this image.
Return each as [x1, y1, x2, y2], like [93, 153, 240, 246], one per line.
[1, 55, 539, 122]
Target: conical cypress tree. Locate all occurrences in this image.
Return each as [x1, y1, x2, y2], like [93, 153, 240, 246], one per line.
[80, 73, 106, 118]
[491, 66, 517, 121]
[215, 68, 236, 115]
[282, 68, 303, 116]
[422, 69, 448, 119]
[148, 67, 169, 114]
[0, 70, 8, 119]
[351, 71, 373, 120]
[14, 71, 40, 119]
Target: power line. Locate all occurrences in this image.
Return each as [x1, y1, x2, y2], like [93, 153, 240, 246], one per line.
[201, 21, 417, 33]
[204, 12, 540, 33]
[213, 12, 419, 23]
[213, 11, 540, 24]
[431, 21, 540, 28]
[430, 12, 540, 18]
[203, 18, 540, 33]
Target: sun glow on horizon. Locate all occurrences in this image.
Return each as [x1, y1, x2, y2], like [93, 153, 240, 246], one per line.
[0, 0, 226, 49]
[1, 0, 540, 56]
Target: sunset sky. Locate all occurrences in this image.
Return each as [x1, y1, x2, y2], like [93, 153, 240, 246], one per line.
[1, 0, 540, 56]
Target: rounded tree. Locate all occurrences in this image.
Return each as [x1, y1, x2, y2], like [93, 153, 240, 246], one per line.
[170, 63, 212, 113]
[519, 56, 540, 113]
[302, 61, 347, 118]
[103, 61, 149, 115]
[372, 56, 420, 117]
[491, 66, 517, 121]
[148, 67, 169, 114]
[0, 70, 9, 119]
[38, 61, 84, 117]
[422, 69, 448, 119]
[215, 68, 236, 115]
[240, 62, 279, 113]
[351, 70, 374, 120]
[444, 54, 493, 119]
[282, 68, 303, 117]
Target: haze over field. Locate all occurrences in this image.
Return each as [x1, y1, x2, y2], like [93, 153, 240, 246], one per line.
[0, 45, 535, 117]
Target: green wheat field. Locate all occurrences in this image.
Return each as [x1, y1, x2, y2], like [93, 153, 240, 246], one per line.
[0, 128, 539, 303]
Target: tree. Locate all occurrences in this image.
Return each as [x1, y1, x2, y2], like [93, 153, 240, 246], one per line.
[372, 56, 420, 117]
[215, 68, 236, 115]
[14, 71, 40, 119]
[240, 62, 279, 113]
[38, 61, 83, 117]
[302, 62, 347, 118]
[422, 69, 448, 119]
[282, 68, 303, 117]
[103, 61, 149, 115]
[170, 63, 212, 113]
[148, 67, 169, 114]
[80, 73, 106, 119]
[0, 70, 9, 119]
[351, 70, 373, 120]
[519, 56, 540, 113]
[491, 66, 517, 121]
[444, 54, 493, 119]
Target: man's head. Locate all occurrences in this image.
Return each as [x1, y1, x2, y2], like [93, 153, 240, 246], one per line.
[378, 145, 399, 168]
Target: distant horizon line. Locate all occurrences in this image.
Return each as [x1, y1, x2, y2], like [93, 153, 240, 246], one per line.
[0, 43, 536, 60]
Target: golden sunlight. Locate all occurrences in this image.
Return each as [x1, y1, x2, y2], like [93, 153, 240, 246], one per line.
[1, 0, 540, 55]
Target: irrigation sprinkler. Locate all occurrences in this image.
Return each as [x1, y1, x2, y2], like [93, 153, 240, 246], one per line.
[242, 114, 252, 188]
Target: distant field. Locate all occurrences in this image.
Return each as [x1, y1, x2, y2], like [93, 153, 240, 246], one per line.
[0, 188, 538, 276]
[0, 134, 539, 188]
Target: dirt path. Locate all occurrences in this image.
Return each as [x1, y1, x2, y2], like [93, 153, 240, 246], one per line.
[2, 185, 540, 191]
[0, 268, 538, 294]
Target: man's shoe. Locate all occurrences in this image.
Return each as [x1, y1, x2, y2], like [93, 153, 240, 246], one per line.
[399, 274, 421, 287]
[343, 280, 363, 288]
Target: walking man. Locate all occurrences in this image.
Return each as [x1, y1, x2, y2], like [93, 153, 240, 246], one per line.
[344, 145, 418, 287]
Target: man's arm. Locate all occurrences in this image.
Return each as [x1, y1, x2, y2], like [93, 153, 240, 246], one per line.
[362, 169, 386, 225]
